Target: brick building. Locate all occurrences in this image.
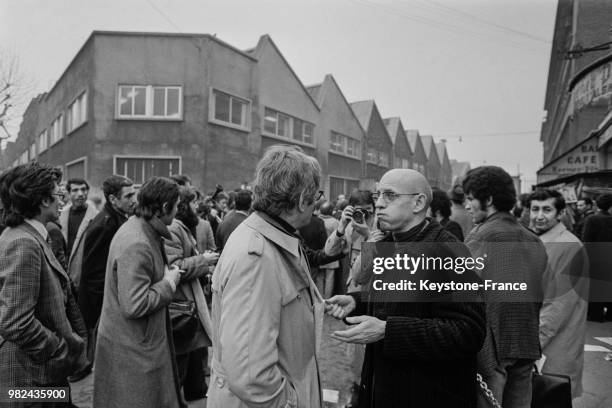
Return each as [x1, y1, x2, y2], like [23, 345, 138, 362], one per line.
[2, 30, 462, 198]
[537, 0, 612, 196]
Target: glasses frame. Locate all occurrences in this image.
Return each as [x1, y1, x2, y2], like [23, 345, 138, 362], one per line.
[314, 190, 324, 201]
[372, 191, 421, 203]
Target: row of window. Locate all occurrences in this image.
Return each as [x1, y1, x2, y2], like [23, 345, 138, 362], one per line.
[33, 91, 88, 159]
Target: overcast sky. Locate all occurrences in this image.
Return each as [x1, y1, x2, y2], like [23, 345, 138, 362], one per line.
[1, 0, 558, 191]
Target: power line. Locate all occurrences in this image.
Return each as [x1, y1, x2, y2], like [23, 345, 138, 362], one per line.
[419, 0, 551, 45]
[345, 0, 546, 54]
[439, 130, 540, 139]
[144, 0, 184, 33]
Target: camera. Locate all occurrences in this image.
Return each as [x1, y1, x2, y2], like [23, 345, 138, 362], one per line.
[352, 209, 367, 224]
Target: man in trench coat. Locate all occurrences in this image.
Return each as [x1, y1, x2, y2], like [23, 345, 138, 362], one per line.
[209, 145, 339, 408]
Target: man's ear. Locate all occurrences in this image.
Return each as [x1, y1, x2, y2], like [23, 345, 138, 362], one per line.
[485, 196, 493, 208]
[298, 191, 308, 213]
[41, 196, 53, 209]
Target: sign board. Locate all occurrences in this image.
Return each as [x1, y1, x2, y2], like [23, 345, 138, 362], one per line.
[572, 60, 612, 111]
[538, 136, 600, 180]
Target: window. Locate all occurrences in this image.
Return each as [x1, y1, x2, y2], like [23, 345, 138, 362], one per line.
[330, 176, 360, 201]
[19, 151, 28, 165]
[209, 89, 250, 130]
[401, 158, 409, 168]
[114, 156, 181, 185]
[49, 114, 64, 145]
[366, 147, 390, 167]
[66, 157, 87, 180]
[29, 143, 36, 160]
[66, 92, 87, 133]
[38, 130, 48, 153]
[330, 131, 361, 159]
[117, 85, 182, 120]
[263, 107, 315, 145]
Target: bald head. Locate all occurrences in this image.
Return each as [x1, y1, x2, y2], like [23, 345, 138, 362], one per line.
[379, 169, 432, 209]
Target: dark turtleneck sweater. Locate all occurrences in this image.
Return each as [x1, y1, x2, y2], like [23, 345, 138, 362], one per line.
[67, 205, 87, 255]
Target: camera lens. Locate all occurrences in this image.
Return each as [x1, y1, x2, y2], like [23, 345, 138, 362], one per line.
[353, 209, 364, 223]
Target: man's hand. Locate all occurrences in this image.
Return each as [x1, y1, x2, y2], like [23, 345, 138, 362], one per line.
[164, 265, 183, 288]
[202, 250, 220, 265]
[325, 295, 356, 319]
[338, 206, 354, 233]
[367, 229, 386, 242]
[331, 315, 386, 344]
[352, 218, 370, 239]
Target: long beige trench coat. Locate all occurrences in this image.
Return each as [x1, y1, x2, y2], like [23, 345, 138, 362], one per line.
[208, 212, 324, 408]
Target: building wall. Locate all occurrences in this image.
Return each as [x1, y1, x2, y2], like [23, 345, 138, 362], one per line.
[391, 121, 412, 168]
[318, 76, 365, 196]
[364, 105, 392, 182]
[90, 34, 208, 190]
[204, 39, 260, 192]
[541, 0, 612, 165]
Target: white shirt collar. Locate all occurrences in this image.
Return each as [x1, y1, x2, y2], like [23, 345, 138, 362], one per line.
[25, 218, 49, 241]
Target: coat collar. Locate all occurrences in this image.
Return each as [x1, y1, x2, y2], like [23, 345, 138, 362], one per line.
[245, 212, 301, 259]
[147, 216, 172, 241]
[538, 222, 576, 243]
[19, 222, 69, 282]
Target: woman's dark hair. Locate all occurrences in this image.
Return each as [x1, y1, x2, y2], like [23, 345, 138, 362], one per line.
[175, 186, 199, 236]
[430, 188, 452, 218]
[134, 177, 179, 221]
[348, 189, 375, 208]
[462, 166, 516, 213]
[0, 162, 63, 227]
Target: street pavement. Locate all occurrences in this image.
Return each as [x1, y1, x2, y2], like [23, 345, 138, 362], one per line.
[70, 318, 612, 408]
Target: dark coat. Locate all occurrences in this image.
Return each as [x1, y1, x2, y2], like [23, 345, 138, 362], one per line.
[79, 203, 127, 329]
[354, 219, 486, 408]
[46, 221, 68, 271]
[465, 211, 547, 374]
[0, 223, 87, 397]
[440, 217, 464, 241]
[93, 216, 184, 408]
[215, 210, 248, 251]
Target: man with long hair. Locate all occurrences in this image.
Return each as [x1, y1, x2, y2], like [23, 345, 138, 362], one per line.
[0, 162, 87, 405]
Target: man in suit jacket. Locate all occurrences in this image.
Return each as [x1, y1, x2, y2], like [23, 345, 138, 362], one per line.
[464, 166, 547, 408]
[78, 175, 136, 375]
[0, 162, 87, 407]
[59, 178, 98, 290]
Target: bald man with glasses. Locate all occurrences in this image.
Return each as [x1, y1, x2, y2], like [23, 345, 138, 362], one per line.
[325, 169, 485, 408]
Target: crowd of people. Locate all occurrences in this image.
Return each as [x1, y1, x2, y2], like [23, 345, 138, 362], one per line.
[0, 145, 610, 408]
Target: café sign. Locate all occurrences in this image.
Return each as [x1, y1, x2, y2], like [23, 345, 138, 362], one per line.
[539, 136, 600, 178]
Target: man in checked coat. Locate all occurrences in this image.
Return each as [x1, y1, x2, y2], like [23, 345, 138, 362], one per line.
[0, 162, 87, 407]
[464, 166, 548, 408]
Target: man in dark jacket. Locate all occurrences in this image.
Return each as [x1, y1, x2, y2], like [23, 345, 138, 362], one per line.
[583, 193, 612, 321]
[215, 189, 251, 251]
[78, 175, 136, 373]
[464, 166, 548, 408]
[326, 169, 486, 408]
